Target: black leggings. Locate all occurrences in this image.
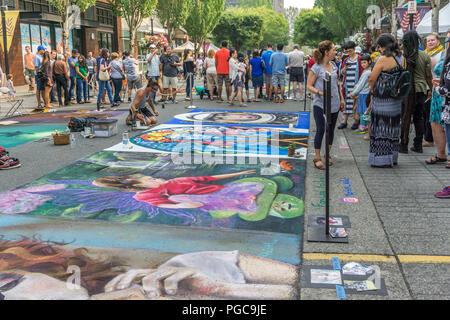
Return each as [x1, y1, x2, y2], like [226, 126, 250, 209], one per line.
[313, 105, 339, 150]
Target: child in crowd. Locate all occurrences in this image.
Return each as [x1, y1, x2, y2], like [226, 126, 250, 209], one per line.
[349, 54, 372, 135]
[0, 146, 20, 170]
[7, 74, 16, 101]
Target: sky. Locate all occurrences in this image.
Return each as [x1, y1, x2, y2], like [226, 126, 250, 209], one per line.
[284, 0, 315, 9]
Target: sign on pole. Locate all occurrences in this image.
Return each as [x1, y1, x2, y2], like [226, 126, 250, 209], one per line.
[407, 1, 417, 14]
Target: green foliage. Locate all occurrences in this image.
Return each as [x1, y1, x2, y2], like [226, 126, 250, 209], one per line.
[293, 8, 336, 47]
[183, 0, 226, 56]
[212, 6, 289, 51]
[108, 0, 158, 54]
[212, 7, 264, 51]
[156, 0, 192, 44]
[314, 0, 396, 42]
[254, 6, 290, 48]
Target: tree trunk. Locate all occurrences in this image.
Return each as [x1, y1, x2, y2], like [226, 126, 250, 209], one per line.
[431, 0, 440, 34]
[391, 0, 398, 39]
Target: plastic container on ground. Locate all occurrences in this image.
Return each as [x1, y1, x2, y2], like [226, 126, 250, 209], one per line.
[91, 118, 118, 138]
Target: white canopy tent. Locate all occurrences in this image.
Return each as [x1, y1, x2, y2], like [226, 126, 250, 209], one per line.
[397, 3, 450, 38]
[173, 41, 203, 54]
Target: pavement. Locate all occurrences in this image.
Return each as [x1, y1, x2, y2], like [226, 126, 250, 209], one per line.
[0, 83, 449, 300]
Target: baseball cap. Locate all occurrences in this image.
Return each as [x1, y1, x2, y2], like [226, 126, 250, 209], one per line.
[37, 45, 46, 52]
[149, 44, 156, 49]
[355, 46, 362, 54]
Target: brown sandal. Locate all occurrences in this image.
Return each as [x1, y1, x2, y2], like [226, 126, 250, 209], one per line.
[313, 159, 326, 170]
[328, 157, 333, 166]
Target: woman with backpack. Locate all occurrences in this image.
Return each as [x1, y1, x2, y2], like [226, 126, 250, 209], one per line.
[368, 34, 410, 168]
[97, 48, 114, 110]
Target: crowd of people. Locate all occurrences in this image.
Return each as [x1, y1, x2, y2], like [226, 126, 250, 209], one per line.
[307, 30, 450, 199]
[14, 32, 450, 199]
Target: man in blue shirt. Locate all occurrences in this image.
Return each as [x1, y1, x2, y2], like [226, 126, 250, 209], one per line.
[261, 43, 274, 101]
[269, 43, 288, 103]
[68, 49, 79, 101]
[33, 45, 46, 109]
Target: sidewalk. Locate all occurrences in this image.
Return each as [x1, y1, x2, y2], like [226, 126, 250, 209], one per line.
[301, 113, 450, 300]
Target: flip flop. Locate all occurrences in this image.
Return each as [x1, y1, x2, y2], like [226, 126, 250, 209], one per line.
[426, 155, 447, 165]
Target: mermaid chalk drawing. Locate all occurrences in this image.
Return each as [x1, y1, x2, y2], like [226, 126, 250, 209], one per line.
[0, 171, 304, 223]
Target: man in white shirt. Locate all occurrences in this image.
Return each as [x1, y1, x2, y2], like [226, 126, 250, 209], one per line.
[288, 44, 305, 101]
[146, 44, 160, 103]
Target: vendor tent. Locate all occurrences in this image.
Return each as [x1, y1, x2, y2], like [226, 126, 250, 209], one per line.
[173, 41, 203, 54]
[397, 3, 450, 37]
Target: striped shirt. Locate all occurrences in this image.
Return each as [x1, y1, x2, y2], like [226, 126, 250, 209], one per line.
[344, 57, 358, 113]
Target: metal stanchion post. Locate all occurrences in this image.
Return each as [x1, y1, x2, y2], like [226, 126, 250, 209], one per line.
[307, 72, 348, 243]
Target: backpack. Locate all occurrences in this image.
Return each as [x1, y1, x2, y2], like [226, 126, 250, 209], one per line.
[261, 59, 266, 71]
[373, 56, 411, 99]
[68, 117, 97, 132]
[390, 57, 411, 99]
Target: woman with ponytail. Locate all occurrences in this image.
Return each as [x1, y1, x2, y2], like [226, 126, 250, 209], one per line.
[307, 41, 345, 170]
[368, 33, 405, 167]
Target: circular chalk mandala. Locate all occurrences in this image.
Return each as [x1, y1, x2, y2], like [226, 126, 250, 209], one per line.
[130, 126, 307, 156]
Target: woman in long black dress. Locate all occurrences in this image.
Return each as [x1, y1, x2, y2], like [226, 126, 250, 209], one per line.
[368, 34, 406, 167]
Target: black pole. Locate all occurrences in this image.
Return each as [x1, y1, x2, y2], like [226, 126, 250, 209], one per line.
[409, 13, 414, 31]
[303, 76, 307, 111]
[324, 72, 331, 236]
[1, 1, 9, 75]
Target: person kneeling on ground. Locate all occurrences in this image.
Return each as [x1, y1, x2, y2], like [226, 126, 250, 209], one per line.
[0, 146, 20, 170]
[128, 78, 159, 126]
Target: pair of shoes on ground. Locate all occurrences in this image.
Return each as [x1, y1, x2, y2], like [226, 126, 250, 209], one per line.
[273, 97, 285, 103]
[0, 151, 21, 170]
[338, 123, 359, 130]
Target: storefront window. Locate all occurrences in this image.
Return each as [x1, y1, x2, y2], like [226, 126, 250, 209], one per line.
[98, 32, 114, 52]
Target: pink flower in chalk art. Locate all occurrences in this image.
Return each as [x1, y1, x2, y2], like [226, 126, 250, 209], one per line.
[0, 184, 66, 214]
[341, 197, 359, 204]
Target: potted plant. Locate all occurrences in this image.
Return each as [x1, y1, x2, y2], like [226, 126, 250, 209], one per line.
[288, 143, 296, 157]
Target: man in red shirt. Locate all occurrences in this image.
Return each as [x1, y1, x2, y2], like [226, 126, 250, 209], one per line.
[214, 41, 231, 103]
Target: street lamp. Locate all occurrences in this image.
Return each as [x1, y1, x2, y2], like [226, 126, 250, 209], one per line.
[1, 0, 9, 75]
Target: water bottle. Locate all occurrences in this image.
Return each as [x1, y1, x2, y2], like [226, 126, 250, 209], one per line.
[122, 132, 129, 149]
[70, 133, 76, 148]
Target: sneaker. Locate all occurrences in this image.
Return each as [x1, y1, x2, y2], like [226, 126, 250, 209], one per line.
[0, 158, 21, 170]
[352, 129, 368, 134]
[337, 123, 347, 130]
[274, 97, 279, 103]
[434, 186, 450, 199]
[350, 123, 359, 130]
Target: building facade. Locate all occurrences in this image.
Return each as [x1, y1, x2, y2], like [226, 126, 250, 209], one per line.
[1, 0, 122, 85]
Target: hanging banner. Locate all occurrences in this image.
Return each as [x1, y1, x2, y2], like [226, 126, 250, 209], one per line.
[0, 10, 20, 53]
[395, 6, 430, 33]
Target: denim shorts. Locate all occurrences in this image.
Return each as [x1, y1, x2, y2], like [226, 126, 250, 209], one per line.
[35, 75, 45, 91]
[252, 75, 263, 88]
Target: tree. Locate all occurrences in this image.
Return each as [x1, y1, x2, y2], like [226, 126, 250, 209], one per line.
[183, 0, 226, 58]
[47, 0, 96, 53]
[431, 0, 441, 34]
[108, 0, 158, 56]
[293, 8, 336, 47]
[212, 8, 264, 51]
[156, 0, 192, 45]
[254, 7, 290, 48]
